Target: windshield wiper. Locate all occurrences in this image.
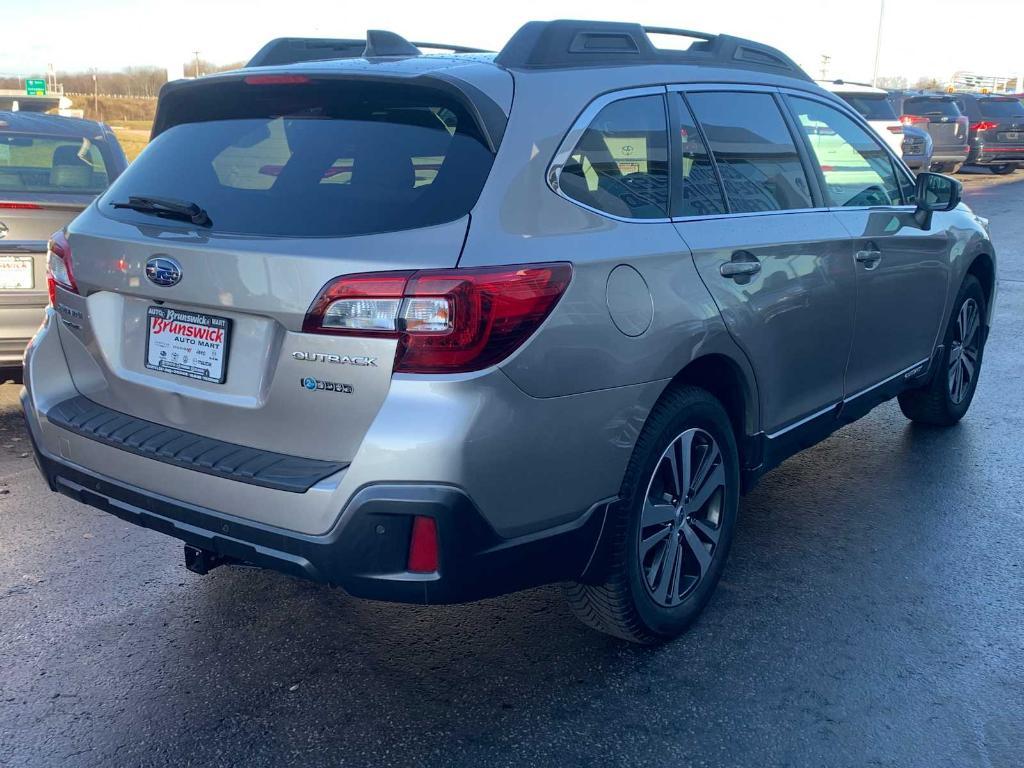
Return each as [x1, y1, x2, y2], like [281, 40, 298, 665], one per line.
[111, 195, 212, 227]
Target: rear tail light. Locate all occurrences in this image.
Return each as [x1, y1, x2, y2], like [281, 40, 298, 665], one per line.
[971, 121, 999, 132]
[303, 263, 573, 373]
[407, 516, 439, 573]
[900, 114, 928, 126]
[46, 230, 77, 306]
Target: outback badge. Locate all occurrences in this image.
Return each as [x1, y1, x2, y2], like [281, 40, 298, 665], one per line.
[301, 377, 354, 394]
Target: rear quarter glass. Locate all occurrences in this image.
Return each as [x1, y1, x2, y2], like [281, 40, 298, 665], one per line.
[98, 80, 495, 238]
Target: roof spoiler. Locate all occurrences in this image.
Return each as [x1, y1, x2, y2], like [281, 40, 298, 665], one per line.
[246, 31, 490, 67]
[494, 20, 811, 80]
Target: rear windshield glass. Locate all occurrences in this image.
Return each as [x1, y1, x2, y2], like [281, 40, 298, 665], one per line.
[903, 98, 961, 118]
[978, 98, 1024, 118]
[839, 94, 898, 121]
[101, 80, 494, 237]
[0, 133, 110, 194]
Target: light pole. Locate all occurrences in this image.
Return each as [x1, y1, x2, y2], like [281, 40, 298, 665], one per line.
[92, 70, 98, 115]
[193, 51, 201, 78]
[871, 0, 885, 87]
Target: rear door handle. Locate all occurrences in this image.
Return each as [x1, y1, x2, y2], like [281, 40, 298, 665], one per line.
[720, 251, 761, 282]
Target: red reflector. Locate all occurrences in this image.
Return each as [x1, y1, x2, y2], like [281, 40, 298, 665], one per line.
[0, 202, 43, 209]
[886, 125, 904, 134]
[243, 74, 311, 85]
[407, 516, 439, 573]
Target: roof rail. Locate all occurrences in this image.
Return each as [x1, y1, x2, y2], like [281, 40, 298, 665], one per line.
[494, 20, 811, 80]
[247, 32, 491, 68]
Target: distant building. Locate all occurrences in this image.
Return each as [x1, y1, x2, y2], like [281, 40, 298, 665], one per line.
[952, 71, 1022, 93]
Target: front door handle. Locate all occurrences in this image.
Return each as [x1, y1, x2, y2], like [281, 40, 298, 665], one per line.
[720, 251, 761, 282]
[855, 246, 883, 268]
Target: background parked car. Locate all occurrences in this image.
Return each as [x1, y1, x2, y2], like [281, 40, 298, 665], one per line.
[952, 93, 1024, 174]
[0, 112, 126, 367]
[889, 93, 970, 173]
[900, 124, 934, 171]
[819, 80, 904, 155]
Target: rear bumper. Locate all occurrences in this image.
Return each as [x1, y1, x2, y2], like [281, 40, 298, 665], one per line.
[930, 146, 970, 164]
[24, 403, 610, 604]
[968, 144, 1024, 164]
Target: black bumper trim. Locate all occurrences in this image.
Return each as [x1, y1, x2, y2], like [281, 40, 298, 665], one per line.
[47, 395, 345, 493]
[30, 437, 610, 604]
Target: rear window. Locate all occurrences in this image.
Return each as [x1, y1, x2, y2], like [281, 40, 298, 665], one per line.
[838, 94, 899, 121]
[0, 134, 110, 194]
[903, 98, 961, 118]
[101, 80, 494, 237]
[978, 98, 1024, 118]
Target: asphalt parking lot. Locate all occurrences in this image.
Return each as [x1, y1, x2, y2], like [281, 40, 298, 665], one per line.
[1, 169, 1022, 768]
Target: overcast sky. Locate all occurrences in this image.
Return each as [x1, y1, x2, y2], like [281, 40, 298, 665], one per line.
[3, 0, 1022, 83]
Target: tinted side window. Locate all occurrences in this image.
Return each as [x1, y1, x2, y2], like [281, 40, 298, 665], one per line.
[788, 97, 903, 207]
[687, 92, 813, 213]
[559, 95, 670, 219]
[671, 95, 726, 217]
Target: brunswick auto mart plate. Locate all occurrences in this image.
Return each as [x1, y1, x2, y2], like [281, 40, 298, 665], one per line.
[145, 306, 231, 384]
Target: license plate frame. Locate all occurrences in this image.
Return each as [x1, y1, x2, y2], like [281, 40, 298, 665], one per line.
[0, 255, 34, 290]
[144, 306, 232, 384]
[1001, 131, 1020, 142]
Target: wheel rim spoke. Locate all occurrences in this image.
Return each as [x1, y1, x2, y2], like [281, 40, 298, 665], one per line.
[681, 521, 712, 578]
[688, 516, 721, 546]
[653, 537, 681, 605]
[639, 525, 671, 559]
[642, 500, 675, 528]
[685, 461, 725, 516]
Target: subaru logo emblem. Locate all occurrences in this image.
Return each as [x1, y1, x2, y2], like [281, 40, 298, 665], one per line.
[145, 256, 182, 287]
[302, 377, 318, 390]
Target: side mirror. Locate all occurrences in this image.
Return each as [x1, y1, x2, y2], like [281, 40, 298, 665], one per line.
[913, 172, 963, 229]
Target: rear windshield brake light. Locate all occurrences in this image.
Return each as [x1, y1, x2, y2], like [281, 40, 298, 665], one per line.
[243, 74, 311, 85]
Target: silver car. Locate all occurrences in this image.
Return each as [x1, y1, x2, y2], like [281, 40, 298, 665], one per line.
[0, 112, 126, 367]
[22, 22, 996, 643]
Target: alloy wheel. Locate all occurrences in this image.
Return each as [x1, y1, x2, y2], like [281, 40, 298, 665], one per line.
[638, 428, 726, 607]
[948, 297, 981, 405]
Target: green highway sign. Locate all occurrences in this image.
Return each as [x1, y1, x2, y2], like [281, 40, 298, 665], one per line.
[25, 79, 46, 96]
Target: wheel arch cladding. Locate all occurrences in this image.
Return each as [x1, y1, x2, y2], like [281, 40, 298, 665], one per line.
[663, 354, 756, 463]
[966, 253, 995, 320]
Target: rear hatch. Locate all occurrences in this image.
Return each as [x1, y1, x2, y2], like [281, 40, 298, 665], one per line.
[972, 97, 1024, 147]
[899, 96, 968, 149]
[57, 74, 498, 464]
[0, 130, 114, 302]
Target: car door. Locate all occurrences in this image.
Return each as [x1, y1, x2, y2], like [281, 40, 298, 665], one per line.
[669, 87, 857, 439]
[783, 93, 950, 400]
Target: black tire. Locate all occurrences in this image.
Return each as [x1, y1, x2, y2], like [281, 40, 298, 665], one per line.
[564, 386, 740, 644]
[898, 275, 986, 426]
[989, 164, 1016, 175]
[931, 162, 952, 174]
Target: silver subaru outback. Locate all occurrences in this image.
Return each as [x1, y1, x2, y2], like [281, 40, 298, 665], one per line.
[22, 21, 996, 643]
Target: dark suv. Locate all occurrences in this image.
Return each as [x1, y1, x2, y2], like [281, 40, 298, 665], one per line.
[953, 93, 1024, 174]
[890, 94, 970, 173]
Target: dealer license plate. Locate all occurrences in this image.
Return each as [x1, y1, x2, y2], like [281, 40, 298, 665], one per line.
[145, 306, 231, 384]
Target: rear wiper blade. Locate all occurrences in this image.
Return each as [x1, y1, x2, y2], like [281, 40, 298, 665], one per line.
[111, 195, 212, 227]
